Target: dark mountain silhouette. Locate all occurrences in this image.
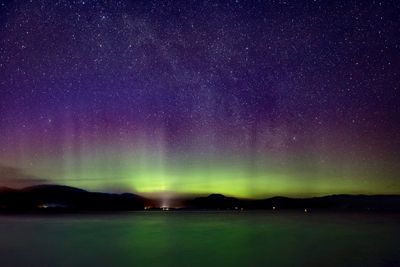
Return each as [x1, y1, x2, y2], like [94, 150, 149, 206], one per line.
[187, 194, 400, 212]
[188, 194, 240, 209]
[0, 186, 16, 193]
[0, 185, 144, 212]
[1, 185, 400, 213]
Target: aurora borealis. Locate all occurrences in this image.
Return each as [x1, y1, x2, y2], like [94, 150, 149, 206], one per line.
[0, 0, 399, 198]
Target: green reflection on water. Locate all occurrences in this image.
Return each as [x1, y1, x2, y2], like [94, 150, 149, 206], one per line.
[0, 212, 399, 267]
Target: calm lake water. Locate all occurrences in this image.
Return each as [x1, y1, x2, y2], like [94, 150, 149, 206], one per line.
[0, 212, 399, 267]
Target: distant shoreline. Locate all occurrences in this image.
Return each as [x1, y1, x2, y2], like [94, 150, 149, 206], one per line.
[1, 184, 400, 213]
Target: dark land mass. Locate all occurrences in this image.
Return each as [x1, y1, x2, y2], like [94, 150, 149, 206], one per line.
[1, 185, 400, 213]
[0, 185, 145, 213]
[187, 194, 400, 212]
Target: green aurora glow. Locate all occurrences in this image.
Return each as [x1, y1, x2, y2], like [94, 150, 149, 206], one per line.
[1, 142, 397, 198]
[0, 0, 399, 199]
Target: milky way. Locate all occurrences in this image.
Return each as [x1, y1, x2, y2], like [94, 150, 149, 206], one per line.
[0, 0, 399, 197]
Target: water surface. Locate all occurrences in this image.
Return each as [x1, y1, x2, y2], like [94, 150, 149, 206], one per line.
[0, 212, 399, 267]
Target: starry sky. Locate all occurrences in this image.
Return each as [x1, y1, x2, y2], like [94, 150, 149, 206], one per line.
[0, 0, 399, 198]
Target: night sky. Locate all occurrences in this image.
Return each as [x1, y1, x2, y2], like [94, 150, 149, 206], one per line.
[0, 0, 399, 198]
